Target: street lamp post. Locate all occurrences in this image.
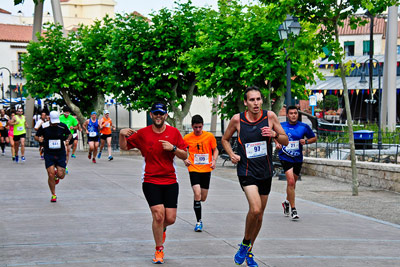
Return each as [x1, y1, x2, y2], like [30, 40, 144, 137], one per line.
[0, 67, 13, 109]
[278, 15, 301, 107]
[359, 58, 382, 153]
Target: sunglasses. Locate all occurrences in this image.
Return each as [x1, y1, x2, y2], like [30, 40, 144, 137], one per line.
[152, 111, 165, 116]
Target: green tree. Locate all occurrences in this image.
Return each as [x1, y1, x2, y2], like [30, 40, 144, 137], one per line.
[23, 17, 115, 124]
[262, 0, 399, 195]
[107, 1, 209, 131]
[184, 0, 321, 120]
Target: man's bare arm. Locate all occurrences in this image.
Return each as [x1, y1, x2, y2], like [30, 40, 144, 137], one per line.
[221, 114, 241, 164]
[268, 111, 288, 146]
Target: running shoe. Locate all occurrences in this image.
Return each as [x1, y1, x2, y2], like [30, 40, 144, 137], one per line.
[40, 155, 44, 160]
[246, 252, 258, 267]
[12, 156, 15, 161]
[65, 167, 68, 174]
[97, 151, 102, 159]
[108, 155, 113, 161]
[88, 152, 92, 159]
[291, 209, 299, 220]
[55, 176, 60, 185]
[1, 151, 4, 156]
[21, 156, 25, 162]
[92, 158, 96, 163]
[234, 243, 251, 265]
[152, 249, 164, 264]
[51, 195, 57, 202]
[282, 200, 290, 217]
[71, 154, 76, 158]
[194, 221, 203, 232]
[15, 156, 18, 163]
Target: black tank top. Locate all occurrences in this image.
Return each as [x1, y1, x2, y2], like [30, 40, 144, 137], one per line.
[237, 110, 273, 180]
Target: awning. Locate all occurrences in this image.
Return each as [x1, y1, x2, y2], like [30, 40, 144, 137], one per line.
[306, 76, 389, 91]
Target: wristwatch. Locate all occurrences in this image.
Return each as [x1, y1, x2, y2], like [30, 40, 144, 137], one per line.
[305, 140, 308, 144]
[274, 131, 279, 139]
[171, 145, 177, 152]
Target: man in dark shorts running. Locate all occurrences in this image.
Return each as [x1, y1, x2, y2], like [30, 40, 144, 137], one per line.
[183, 114, 218, 232]
[276, 106, 317, 220]
[35, 111, 72, 203]
[119, 102, 187, 264]
[222, 86, 288, 267]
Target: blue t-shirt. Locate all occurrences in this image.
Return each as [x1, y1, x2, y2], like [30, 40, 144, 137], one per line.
[278, 121, 315, 163]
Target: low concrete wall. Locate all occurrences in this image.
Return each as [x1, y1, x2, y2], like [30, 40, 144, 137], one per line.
[302, 157, 400, 193]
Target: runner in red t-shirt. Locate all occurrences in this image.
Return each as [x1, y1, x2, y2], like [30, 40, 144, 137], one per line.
[119, 102, 187, 264]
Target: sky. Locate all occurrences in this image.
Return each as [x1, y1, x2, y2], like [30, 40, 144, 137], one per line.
[2, 0, 225, 17]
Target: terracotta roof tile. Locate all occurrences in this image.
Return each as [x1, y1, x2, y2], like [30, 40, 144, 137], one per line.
[0, 8, 12, 14]
[338, 17, 386, 35]
[0, 24, 33, 43]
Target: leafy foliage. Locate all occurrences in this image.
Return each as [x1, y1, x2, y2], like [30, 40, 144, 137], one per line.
[23, 17, 115, 122]
[106, 2, 209, 128]
[184, 0, 321, 119]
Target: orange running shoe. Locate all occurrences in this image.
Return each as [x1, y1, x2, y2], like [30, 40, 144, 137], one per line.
[152, 249, 164, 264]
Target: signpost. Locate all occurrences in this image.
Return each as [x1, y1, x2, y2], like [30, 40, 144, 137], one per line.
[309, 94, 317, 116]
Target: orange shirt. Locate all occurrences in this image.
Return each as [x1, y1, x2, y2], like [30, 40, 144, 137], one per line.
[184, 131, 217, 173]
[100, 117, 112, 135]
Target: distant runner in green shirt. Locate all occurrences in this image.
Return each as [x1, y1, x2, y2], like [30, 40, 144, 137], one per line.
[59, 106, 78, 172]
[9, 107, 28, 163]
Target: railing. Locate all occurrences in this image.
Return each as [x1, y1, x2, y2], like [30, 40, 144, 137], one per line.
[304, 131, 400, 164]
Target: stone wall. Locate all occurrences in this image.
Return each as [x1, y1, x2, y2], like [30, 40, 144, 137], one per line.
[302, 157, 400, 193]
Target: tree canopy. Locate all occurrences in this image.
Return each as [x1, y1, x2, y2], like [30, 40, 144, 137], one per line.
[106, 2, 210, 130]
[184, 0, 321, 119]
[23, 17, 115, 123]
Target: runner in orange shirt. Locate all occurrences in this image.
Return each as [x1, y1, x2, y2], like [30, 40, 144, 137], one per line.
[183, 114, 219, 232]
[98, 110, 116, 161]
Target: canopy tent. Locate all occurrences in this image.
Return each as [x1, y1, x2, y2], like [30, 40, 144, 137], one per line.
[0, 97, 27, 107]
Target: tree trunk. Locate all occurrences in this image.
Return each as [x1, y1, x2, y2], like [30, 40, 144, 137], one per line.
[272, 92, 285, 115]
[60, 89, 86, 125]
[168, 79, 197, 133]
[335, 26, 358, 196]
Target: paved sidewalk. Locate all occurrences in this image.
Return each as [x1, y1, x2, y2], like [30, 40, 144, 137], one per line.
[1, 148, 399, 267]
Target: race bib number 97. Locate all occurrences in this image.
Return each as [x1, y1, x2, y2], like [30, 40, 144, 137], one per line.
[245, 141, 267, 159]
[194, 154, 209, 165]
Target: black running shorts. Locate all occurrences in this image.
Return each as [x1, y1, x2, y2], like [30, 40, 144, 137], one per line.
[142, 182, 179, 208]
[189, 172, 211, 189]
[44, 153, 67, 169]
[281, 160, 303, 176]
[13, 133, 26, 142]
[100, 134, 112, 140]
[238, 176, 272, 195]
[87, 134, 99, 143]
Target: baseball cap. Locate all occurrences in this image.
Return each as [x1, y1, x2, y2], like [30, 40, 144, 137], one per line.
[49, 111, 60, 124]
[91, 111, 97, 115]
[104, 110, 110, 114]
[150, 102, 167, 114]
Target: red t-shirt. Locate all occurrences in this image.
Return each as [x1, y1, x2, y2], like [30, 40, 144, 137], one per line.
[126, 125, 187, 185]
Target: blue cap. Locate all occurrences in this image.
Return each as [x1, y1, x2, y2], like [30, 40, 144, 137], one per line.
[91, 111, 97, 115]
[150, 102, 167, 114]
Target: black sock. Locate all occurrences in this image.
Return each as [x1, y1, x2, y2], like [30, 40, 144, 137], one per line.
[242, 238, 251, 246]
[291, 207, 296, 211]
[0, 142, 5, 152]
[194, 200, 201, 222]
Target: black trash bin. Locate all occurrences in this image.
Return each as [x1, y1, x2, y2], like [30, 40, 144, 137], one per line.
[354, 130, 374, 149]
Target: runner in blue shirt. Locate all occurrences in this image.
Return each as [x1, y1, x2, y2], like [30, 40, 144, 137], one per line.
[276, 106, 317, 220]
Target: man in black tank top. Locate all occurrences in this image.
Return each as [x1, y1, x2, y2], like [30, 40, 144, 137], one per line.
[222, 86, 288, 266]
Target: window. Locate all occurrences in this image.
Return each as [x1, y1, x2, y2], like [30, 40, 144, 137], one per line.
[17, 52, 26, 72]
[363, 40, 374, 55]
[344, 41, 354, 56]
